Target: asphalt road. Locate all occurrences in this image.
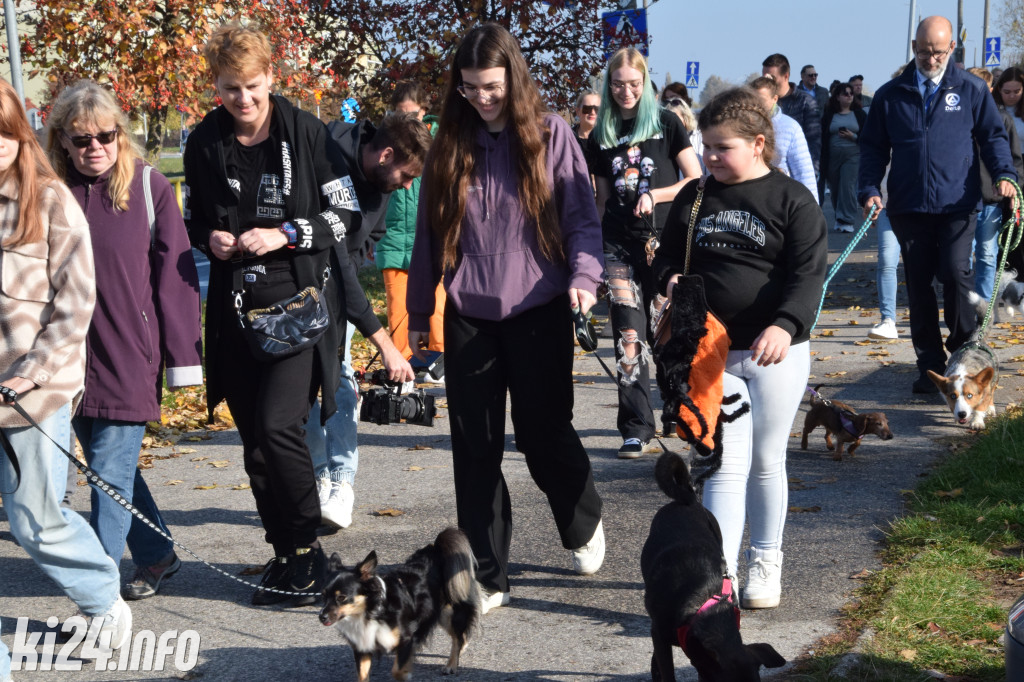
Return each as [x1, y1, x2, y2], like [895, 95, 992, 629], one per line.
[3, 222, 1022, 682]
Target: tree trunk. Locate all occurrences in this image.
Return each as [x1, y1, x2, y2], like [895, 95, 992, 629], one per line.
[144, 107, 167, 165]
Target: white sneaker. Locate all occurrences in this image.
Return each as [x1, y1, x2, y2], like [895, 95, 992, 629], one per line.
[321, 481, 354, 529]
[422, 373, 445, 385]
[85, 596, 133, 656]
[571, 520, 605, 575]
[868, 318, 898, 340]
[316, 475, 331, 506]
[479, 586, 510, 614]
[741, 547, 782, 609]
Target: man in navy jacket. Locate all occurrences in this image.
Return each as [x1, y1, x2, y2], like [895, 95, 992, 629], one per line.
[858, 15, 1017, 394]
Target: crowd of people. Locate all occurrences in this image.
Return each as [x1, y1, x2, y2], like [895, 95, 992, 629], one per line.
[1, 13, 1019, 678]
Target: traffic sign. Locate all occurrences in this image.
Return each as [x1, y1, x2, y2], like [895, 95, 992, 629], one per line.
[601, 8, 648, 59]
[685, 61, 699, 88]
[985, 36, 1001, 67]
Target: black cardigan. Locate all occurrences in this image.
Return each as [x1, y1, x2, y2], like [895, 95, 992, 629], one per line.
[818, 106, 868, 204]
[183, 95, 348, 423]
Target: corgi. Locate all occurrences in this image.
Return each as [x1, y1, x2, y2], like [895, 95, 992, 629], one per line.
[641, 451, 785, 681]
[926, 341, 999, 430]
[968, 269, 1024, 322]
[319, 528, 480, 682]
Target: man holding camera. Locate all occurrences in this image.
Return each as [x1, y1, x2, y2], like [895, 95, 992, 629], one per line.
[306, 112, 433, 529]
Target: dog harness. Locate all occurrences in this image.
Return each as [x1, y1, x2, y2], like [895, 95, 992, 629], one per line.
[806, 386, 861, 440]
[675, 577, 741, 655]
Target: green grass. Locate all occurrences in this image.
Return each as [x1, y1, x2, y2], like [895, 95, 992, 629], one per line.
[789, 411, 1024, 681]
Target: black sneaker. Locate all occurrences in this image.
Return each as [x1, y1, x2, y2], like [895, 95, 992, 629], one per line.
[123, 551, 181, 601]
[251, 556, 292, 606]
[912, 373, 940, 394]
[617, 438, 648, 459]
[283, 545, 326, 607]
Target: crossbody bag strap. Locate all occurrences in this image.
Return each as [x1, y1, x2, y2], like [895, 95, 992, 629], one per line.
[143, 165, 155, 250]
[682, 177, 707, 277]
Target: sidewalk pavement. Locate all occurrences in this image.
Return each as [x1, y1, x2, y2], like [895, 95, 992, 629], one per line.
[2, 224, 1022, 681]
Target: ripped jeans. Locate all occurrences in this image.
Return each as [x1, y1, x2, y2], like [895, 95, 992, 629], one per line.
[604, 241, 658, 442]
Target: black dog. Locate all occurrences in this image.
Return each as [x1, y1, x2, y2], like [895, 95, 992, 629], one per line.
[641, 452, 786, 681]
[319, 528, 480, 681]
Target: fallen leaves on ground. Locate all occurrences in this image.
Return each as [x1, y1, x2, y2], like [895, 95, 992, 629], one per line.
[788, 505, 822, 513]
[374, 508, 404, 517]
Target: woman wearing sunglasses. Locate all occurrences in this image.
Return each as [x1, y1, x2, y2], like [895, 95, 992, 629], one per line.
[590, 48, 702, 459]
[45, 80, 203, 601]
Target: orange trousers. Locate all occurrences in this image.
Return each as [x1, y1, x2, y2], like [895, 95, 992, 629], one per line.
[382, 268, 445, 360]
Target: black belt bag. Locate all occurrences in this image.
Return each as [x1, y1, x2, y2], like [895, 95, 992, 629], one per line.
[232, 262, 331, 362]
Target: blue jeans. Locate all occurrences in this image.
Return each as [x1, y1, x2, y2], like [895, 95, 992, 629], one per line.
[306, 321, 358, 484]
[0, 404, 120, 615]
[876, 209, 900, 321]
[73, 417, 174, 568]
[975, 202, 1002, 301]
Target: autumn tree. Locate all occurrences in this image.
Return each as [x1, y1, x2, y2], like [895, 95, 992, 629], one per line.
[698, 74, 734, 106]
[309, 0, 606, 119]
[998, 0, 1024, 67]
[21, 0, 334, 161]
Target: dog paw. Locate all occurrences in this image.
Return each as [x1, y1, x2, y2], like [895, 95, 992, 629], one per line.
[441, 665, 458, 676]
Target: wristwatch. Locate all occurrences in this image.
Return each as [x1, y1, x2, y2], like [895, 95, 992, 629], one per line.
[279, 221, 297, 248]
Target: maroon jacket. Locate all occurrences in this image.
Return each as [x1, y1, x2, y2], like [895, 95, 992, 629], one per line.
[66, 159, 202, 422]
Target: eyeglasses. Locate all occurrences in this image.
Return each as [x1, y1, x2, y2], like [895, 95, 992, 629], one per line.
[611, 80, 644, 92]
[664, 97, 684, 107]
[63, 129, 118, 148]
[580, 105, 599, 115]
[916, 47, 952, 62]
[805, 73, 818, 78]
[457, 82, 505, 101]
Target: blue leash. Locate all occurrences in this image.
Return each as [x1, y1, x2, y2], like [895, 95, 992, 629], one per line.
[811, 205, 878, 331]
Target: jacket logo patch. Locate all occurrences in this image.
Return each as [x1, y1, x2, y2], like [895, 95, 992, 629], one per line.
[324, 175, 360, 212]
[945, 93, 960, 107]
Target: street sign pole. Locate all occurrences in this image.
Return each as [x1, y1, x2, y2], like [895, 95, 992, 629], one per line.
[3, 0, 25, 104]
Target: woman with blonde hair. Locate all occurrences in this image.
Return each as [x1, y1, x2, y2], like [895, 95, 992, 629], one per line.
[590, 47, 702, 458]
[1, 76, 132, 671]
[46, 80, 203, 600]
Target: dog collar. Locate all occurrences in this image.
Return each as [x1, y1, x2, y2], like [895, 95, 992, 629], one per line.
[676, 577, 741, 656]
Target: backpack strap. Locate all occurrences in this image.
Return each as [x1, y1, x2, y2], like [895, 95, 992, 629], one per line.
[142, 165, 155, 250]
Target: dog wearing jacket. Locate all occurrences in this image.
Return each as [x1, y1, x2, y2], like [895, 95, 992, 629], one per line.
[319, 528, 480, 681]
[641, 451, 785, 681]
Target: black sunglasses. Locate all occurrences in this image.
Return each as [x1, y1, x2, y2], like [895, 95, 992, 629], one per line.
[664, 97, 685, 107]
[580, 105, 599, 115]
[63, 129, 118, 148]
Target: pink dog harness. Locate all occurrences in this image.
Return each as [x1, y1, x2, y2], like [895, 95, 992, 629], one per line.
[676, 577, 741, 655]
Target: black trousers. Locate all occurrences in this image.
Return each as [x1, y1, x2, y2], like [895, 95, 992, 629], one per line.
[444, 294, 603, 593]
[217, 273, 321, 556]
[889, 211, 978, 374]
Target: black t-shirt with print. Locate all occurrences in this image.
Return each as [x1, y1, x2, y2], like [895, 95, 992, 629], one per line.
[653, 169, 827, 349]
[592, 109, 690, 243]
[223, 121, 293, 280]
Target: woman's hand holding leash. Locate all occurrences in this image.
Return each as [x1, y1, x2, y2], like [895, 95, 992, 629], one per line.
[633, 191, 655, 218]
[750, 325, 792, 367]
[209, 230, 239, 261]
[237, 227, 288, 257]
[569, 288, 596, 316]
[0, 377, 35, 404]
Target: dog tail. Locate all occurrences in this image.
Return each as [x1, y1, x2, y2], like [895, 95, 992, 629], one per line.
[436, 527, 480, 607]
[655, 450, 698, 506]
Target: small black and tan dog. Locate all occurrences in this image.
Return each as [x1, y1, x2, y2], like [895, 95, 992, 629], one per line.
[642, 451, 785, 681]
[319, 528, 480, 681]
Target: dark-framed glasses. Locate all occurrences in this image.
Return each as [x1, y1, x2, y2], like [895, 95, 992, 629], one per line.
[63, 129, 118, 148]
[580, 105, 599, 115]
[916, 46, 952, 62]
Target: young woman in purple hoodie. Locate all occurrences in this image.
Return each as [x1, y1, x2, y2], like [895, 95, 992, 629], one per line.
[46, 81, 203, 601]
[407, 23, 606, 613]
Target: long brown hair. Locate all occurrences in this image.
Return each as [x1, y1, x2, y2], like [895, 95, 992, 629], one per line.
[0, 79, 62, 247]
[424, 23, 562, 271]
[46, 80, 142, 212]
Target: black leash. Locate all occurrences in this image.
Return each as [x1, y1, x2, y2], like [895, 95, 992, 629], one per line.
[0, 387, 320, 599]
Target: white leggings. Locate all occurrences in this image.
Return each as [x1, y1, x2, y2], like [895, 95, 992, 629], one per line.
[702, 341, 810, 576]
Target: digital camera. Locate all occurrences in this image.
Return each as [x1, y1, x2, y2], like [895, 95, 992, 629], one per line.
[359, 369, 436, 427]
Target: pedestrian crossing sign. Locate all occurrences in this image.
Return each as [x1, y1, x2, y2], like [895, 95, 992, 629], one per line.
[986, 51, 1000, 66]
[685, 61, 699, 89]
[686, 75, 698, 88]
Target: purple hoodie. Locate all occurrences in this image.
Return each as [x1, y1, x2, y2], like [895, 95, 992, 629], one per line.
[66, 159, 202, 422]
[407, 114, 603, 330]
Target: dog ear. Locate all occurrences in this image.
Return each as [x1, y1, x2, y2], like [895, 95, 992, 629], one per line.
[745, 642, 786, 668]
[328, 552, 346, 573]
[974, 366, 995, 386]
[356, 551, 379, 579]
[926, 369, 946, 388]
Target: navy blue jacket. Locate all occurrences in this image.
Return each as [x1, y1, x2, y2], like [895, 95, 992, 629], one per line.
[858, 62, 1017, 216]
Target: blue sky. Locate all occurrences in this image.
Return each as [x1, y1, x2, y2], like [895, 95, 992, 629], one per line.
[642, 0, 1005, 97]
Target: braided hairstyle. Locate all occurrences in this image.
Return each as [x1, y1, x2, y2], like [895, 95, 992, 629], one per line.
[697, 87, 776, 168]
